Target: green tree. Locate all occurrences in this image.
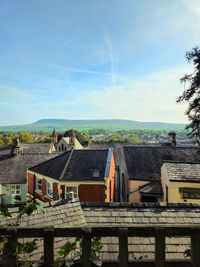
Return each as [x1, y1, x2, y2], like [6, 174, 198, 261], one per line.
[168, 131, 176, 146]
[37, 136, 53, 143]
[0, 139, 4, 146]
[2, 133, 15, 145]
[19, 132, 33, 143]
[177, 47, 200, 145]
[124, 134, 140, 144]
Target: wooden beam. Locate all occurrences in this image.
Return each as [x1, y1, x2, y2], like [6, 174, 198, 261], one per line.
[155, 228, 165, 267]
[2, 228, 17, 267]
[119, 228, 128, 267]
[0, 225, 197, 237]
[82, 228, 92, 267]
[44, 228, 54, 267]
[191, 228, 200, 267]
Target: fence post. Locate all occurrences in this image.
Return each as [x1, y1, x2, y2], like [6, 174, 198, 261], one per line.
[82, 228, 92, 267]
[44, 227, 54, 267]
[191, 228, 200, 267]
[2, 228, 17, 267]
[119, 228, 128, 267]
[155, 227, 165, 267]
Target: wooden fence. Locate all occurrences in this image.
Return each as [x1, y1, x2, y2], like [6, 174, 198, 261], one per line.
[0, 225, 200, 267]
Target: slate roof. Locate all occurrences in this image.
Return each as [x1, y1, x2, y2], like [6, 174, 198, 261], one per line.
[0, 143, 59, 184]
[0, 201, 86, 260]
[164, 162, 200, 182]
[139, 181, 163, 196]
[0, 143, 54, 157]
[29, 149, 109, 181]
[0, 153, 58, 184]
[19, 143, 54, 154]
[0, 145, 14, 160]
[1, 201, 200, 262]
[0, 201, 86, 227]
[82, 202, 200, 261]
[123, 145, 200, 181]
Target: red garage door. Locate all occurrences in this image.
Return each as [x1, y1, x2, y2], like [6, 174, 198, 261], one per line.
[78, 184, 105, 203]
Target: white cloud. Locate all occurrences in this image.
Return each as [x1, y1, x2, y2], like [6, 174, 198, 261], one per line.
[0, 85, 32, 99]
[80, 65, 192, 123]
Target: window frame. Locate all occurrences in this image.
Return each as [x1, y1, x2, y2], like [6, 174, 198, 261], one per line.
[65, 186, 78, 200]
[182, 191, 200, 199]
[92, 168, 100, 178]
[36, 177, 42, 192]
[46, 181, 53, 198]
[11, 184, 21, 196]
[180, 187, 200, 199]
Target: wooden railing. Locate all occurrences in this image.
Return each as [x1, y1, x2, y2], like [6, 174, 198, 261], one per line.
[0, 225, 200, 267]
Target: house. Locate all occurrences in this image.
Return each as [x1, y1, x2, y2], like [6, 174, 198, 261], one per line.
[56, 136, 83, 152]
[161, 162, 200, 203]
[27, 148, 115, 203]
[52, 128, 83, 152]
[117, 145, 199, 203]
[0, 141, 58, 206]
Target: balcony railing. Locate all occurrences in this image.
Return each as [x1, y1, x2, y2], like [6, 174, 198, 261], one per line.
[0, 225, 200, 267]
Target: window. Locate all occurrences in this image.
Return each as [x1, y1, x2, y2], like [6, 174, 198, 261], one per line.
[180, 188, 200, 199]
[36, 178, 42, 192]
[166, 185, 168, 202]
[92, 169, 100, 178]
[182, 192, 200, 199]
[46, 182, 53, 197]
[11, 185, 21, 195]
[65, 186, 78, 200]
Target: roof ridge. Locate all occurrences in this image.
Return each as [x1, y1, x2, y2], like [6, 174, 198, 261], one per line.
[29, 151, 71, 171]
[164, 161, 200, 165]
[123, 145, 197, 149]
[59, 149, 74, 180]
[75, 149, 109, 152]
[81, 202, 200, 209]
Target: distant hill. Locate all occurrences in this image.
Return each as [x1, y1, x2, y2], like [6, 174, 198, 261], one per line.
[0, 119, 186, 132]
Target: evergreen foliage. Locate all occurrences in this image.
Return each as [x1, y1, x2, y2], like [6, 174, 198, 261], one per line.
[177, 47, 200, 145]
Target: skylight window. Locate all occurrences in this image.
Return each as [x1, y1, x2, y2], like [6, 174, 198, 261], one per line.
[93, 169, 100, 178]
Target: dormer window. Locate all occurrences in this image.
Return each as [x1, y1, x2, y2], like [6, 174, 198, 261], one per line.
[93, 169, 100, 178]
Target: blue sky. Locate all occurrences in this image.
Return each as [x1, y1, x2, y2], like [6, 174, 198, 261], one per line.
[0, 0, 200, 125]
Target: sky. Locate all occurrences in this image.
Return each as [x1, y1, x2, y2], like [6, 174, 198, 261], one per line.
[0, 0, 200, 125]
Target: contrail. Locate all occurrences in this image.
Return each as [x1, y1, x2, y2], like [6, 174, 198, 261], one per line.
[48, 64, 110, 76]
[67, 67, 110, 76]
[90, 1, 117, 86]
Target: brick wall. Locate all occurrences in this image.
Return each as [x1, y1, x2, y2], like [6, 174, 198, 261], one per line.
[27, 172, 35, 195]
